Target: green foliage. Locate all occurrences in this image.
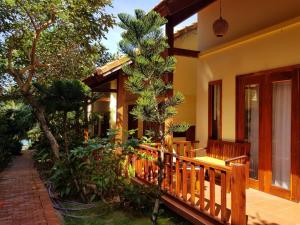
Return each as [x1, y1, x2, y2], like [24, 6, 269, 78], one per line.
[0, 100, 35, 169]
[35, 79, 100, 153]
[122, 182, 155, 213]
[0, 0, 114, 83]
[118, 9, 188, 137]
[49, 130, 139, 201]
[0, 0, 114, 158]
[118, 9, 189, 223]
[35, 80, 92, 113]
[63, 202, 192, 225]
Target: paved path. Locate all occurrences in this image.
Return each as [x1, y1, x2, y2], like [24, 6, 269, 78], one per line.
[0, 151, 61, 225]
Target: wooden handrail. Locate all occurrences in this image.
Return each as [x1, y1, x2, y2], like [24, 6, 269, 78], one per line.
[131, 144, 247, 224]
[225, 155, 249, 165]
[139, 144, 232, 172]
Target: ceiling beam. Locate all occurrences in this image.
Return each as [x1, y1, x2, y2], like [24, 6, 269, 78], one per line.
[169, 48, 200, 58]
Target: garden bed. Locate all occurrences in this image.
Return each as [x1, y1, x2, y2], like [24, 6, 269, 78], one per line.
[62, 201, 191, 225]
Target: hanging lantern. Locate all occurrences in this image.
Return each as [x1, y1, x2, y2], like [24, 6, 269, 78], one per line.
[213, 0, 229, 37]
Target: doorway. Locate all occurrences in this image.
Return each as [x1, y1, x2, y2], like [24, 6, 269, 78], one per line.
[236, 66, 300, 201]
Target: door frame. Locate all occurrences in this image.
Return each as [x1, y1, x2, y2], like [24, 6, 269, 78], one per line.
[236, 65, 300, 201]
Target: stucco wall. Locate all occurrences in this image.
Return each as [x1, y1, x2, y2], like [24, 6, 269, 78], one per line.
[197, 0, 300, 51]
[196, 19, 300, 146]
[173, 30, 198, 126]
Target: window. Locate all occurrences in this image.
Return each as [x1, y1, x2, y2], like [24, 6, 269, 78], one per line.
[208, 80, 222, 140]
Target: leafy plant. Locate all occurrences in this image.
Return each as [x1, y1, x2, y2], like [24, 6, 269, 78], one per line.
[35, 79, 100, 154]
[0, 100, 35, 169]
[49, 130, 140, 202]
[118, 9, 189, 224]
[122, 182, 155, 214]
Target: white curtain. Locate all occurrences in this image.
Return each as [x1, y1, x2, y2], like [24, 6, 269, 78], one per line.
[246, 86, 259, 180]
[272, 81, 291, 190]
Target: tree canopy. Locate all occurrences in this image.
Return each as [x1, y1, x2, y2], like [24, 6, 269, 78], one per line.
[0, 0, 114, 88]
[0, 0, 115, 158]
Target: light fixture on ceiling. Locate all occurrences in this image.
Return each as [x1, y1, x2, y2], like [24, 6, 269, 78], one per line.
[213, 0, 229, 37]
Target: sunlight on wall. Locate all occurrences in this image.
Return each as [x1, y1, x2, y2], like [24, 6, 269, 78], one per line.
[109, 93, 117, 129]
[196, 19, 300, 147]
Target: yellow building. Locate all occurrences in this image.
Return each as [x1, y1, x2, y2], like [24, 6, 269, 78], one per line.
[86, 0, 300, 201]
[156, 0, 300, 203]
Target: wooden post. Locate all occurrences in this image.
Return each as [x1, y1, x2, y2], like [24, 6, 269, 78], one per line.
[116, 73, 126, 141]
[231, 164, 246, 225]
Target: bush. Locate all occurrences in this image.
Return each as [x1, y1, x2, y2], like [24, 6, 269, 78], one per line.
[0, 101, 35, 170]
[122, 182, 155, 214]
[49, 130, 140, 202]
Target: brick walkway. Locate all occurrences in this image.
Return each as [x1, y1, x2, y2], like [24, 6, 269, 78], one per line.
[0, 151, 61, 225]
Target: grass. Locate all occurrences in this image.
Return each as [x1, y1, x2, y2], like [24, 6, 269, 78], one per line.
[63, 202, 191, 225]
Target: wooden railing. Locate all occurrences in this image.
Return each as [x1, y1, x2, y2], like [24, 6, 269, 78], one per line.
[153, 140, 199, 157]
[131, 144, 247, 225]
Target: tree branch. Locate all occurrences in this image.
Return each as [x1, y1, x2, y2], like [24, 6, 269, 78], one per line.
[23, 9, 56, 92]
[19, 63, 51, 75]
[16, 0, 38, 31]
[38, 8, 56, 32]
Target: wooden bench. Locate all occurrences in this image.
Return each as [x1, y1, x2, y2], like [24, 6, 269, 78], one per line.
[193, 139, 250, 188]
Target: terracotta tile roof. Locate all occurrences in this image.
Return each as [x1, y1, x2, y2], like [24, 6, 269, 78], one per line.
[83, 56, 130, 87]
[94, 56, 130, 76]
[174, 22, 198, 39]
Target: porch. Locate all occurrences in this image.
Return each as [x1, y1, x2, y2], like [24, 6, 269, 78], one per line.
[244, 188, 300, 225]
[131, 144, 300, 225]
[161, 182, 300, 225]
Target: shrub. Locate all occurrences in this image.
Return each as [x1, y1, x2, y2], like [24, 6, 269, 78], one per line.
[49, 129, 140, 202]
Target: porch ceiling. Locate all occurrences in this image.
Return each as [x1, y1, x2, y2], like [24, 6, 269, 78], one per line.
[154, 0, 216, 26]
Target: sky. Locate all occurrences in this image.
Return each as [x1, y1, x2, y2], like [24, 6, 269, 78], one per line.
[102, 0, 197, 54]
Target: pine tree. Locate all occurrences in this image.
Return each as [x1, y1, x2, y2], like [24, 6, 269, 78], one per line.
[118, 9, 189, 224]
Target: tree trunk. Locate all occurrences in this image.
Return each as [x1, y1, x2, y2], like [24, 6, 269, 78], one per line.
[151, 126, 165, 225]
[24, 92, 60, 159]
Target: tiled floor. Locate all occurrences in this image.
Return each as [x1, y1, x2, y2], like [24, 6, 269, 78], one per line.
[162, 177, 300, 224]
[0, 151, 61, 225]
[246, 188, 300, 225]
[202, 181, 300, 224]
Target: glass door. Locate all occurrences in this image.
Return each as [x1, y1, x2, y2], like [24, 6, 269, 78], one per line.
[237, 69, 300, 200]
[236, 76, 263, 189]
[271, 81, 291, 190]
[244, 85, 260, 181]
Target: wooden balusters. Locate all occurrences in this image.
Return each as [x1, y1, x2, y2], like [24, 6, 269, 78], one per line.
[182, 161, 187, 201]
[190, 163, 195, 206]
[175, 158, 181, 197]
[221, 171, 227, 223]
[209, 168, 216, 216]
[132, 145, 247, 225]
[144, 154, 148, 181]
[169, 154, 173, 193]
[199, 165, 205, 210]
